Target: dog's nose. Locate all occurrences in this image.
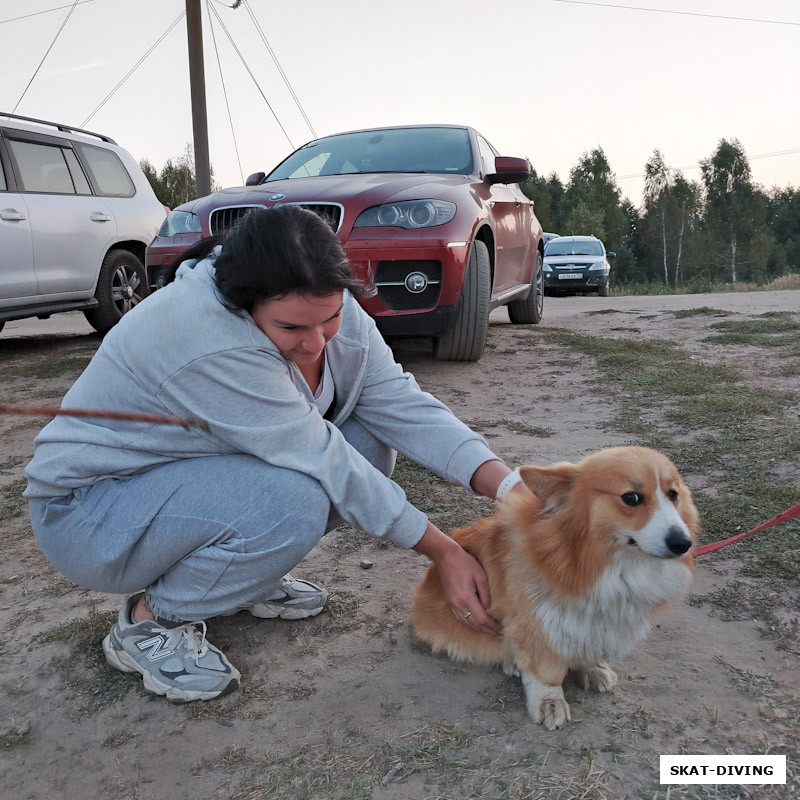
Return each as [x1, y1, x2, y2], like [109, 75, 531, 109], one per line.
[665, 526, 692, 555]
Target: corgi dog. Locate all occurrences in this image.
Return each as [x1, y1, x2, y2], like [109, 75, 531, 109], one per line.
[412, 446, 699, 730]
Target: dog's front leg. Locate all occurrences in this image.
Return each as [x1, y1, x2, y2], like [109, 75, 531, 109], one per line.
[520, 671, 571, 729]
[575, 662, 618, 693]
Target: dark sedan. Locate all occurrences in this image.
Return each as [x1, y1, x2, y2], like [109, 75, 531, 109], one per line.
[146, 125, 544, 361]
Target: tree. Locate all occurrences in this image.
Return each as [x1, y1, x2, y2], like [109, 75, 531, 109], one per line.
[519, 168, 564, 233]
[139, 144, 219, 208]
[699, 139, 766, 283]
[640, 150, 700, 286]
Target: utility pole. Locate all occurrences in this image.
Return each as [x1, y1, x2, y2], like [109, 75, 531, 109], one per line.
[185, 0, 212, 197]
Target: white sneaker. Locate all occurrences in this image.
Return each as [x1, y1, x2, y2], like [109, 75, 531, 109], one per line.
[225, 575, 328, 620]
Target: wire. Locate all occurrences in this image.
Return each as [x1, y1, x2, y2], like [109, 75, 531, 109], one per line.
[243, 1, 317, 138]
[0, 0, 95, 26]
[80, 11, 186, 127]
[549, 0, 800, 27]
[617, 147, 800, 181]
[206, 0, 244, 184]
[12, 0, 80, 114]
[206, 1, 295, 149]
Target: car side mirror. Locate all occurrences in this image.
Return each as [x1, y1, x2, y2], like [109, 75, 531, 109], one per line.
[607, 251, 616, 259]
[485, 156, 531, 185]
[245, 172, 266, 186]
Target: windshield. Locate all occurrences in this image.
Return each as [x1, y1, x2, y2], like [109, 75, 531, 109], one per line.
[264, 127, 473, 181]
[545, 239, 604, 257]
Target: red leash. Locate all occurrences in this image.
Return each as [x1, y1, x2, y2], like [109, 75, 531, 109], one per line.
[693, 502, 800, 557]
[0, 403, 209, 432]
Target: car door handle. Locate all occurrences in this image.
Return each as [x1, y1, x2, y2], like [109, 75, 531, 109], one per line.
[90, 212, 112, 222]
[1, 209, 27, 221]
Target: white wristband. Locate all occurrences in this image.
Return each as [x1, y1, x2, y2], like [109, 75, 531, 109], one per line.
[495, 468, 522, 502]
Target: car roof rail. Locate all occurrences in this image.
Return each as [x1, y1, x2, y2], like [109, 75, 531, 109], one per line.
[0, 111, 117, 145]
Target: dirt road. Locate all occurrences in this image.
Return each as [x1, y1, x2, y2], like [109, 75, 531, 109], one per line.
[1, 290, 798, 799]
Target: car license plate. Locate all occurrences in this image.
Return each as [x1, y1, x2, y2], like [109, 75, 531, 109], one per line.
[558, 273, 582, 280]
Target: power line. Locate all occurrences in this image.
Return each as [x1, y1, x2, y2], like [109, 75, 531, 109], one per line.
[206, 0, 244, 184]
[550, 0, 800, 27]
[80, 11, 185, 127]
[206, 1, 295, 149]
[0, 0, 95, 26]
[243, 1, 317, 138]
[617, 147, 800, 181]
[12, 0, 80, 114]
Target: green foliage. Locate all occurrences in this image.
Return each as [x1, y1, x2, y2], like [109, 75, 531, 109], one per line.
[526, 138, 796, 290]
[140, 144, 220, 208]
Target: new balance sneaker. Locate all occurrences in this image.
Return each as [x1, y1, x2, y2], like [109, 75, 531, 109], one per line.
[224, 574, 328, 620]
[102, 594, 240, 703]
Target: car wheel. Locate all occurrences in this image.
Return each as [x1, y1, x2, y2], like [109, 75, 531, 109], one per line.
[597, 281, 609, 297]
[507, 249, 544, 324]
[84, 249, 147, 334]
[433, 239, 490, 362]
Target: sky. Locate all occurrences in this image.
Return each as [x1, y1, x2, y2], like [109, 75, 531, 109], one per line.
[1, 0, 799, 207]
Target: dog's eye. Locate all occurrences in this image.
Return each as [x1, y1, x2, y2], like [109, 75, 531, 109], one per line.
[621, 492, 643, 506]
[666, 489, 679, 502]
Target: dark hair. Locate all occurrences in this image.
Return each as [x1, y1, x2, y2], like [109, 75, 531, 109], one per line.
[166, 206, 370, 310]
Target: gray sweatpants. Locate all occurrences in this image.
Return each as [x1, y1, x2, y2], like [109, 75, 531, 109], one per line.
[28, 417, 396, 623]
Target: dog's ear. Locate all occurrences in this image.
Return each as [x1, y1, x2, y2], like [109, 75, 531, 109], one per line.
[520, 463, 577, 514]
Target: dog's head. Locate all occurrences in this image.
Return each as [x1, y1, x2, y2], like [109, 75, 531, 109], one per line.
[518, 446, 699, 561]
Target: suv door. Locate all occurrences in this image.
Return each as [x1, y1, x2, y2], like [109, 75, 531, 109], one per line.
[477, 135, 533, 292]
[4, 132, 116, 297]
[0, 144, 36, 301]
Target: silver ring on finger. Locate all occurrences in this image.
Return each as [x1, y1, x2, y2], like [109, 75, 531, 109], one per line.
[463, 611, 472, 619]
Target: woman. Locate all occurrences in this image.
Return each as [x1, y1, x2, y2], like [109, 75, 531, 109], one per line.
[25, 206, 524, 703]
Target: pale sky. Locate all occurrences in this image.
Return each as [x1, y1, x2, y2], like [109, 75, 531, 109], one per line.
[1, 0, 798, 206]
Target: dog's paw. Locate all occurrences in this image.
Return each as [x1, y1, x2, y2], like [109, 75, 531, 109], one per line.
[521, 673, 571, 729]
[578, 663, 618, 693]
[535, 696, 572, 730]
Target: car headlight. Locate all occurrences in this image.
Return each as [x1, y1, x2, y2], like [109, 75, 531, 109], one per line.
[158, 210, 202, 237]
[353, 200, 456, 230]
[588, 262, 607, 271]
[543, 264, 553, 273]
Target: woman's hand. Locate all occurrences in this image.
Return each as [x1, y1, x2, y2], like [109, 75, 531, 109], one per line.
[412, 522, 502, 637]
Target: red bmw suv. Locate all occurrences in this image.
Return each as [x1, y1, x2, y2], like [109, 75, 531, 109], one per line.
[145, 125, 544, 361]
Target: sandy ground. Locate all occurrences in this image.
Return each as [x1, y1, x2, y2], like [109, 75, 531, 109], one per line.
[1, 291, 798, 799]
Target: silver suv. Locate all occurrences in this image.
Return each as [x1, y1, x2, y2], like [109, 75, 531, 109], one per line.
[0, 112, 166, 335]
[543, 235, 615, 297]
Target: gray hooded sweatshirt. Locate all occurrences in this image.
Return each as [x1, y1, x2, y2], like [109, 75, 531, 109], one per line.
[24, 254, 497, 549]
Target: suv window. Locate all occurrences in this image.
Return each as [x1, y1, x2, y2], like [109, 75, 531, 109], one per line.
[0, 159, 6, 191]
[77, 143, 135, 197]
[7, 139, 91, 195]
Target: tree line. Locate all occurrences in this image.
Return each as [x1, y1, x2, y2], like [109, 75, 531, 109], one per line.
[521, 139, 800, 288]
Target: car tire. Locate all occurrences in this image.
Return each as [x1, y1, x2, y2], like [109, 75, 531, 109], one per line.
[84, 249, 148, 334]
[433, 239, 490, 362]
[507, 249, 544, 324]
[597, 281, 609, 297]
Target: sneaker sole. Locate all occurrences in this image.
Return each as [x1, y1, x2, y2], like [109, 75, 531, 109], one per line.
[102, 634, 240, 703]
[247, 602, 327, 620]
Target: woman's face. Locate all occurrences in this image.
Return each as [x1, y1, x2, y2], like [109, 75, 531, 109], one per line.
[251, 292, 344, 366]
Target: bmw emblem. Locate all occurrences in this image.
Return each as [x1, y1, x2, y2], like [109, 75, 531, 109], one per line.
[405, 272, 428, 293]
[269, 193, 286, 201]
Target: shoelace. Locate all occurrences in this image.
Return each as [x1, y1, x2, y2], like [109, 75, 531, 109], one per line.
[161, 621, 210, 664]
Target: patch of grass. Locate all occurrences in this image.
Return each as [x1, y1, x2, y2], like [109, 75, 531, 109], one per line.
[672, 307, 732, 318]
[0, 355, 93, 380]
[37, 608, 135, 714]
[0, 478, 28, 519]
[703, 313, 800, 347]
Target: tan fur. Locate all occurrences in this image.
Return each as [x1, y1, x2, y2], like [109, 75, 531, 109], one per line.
[412, 446, 699, 729]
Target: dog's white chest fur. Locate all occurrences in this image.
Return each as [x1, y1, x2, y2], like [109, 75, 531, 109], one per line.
[532, 552, 693, 666]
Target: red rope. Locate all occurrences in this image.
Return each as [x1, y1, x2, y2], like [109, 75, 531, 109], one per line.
[693, 502, 800, 557]
[0, 403, 209, 432]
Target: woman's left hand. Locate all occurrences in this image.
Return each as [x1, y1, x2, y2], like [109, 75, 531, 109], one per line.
[412, 521, 502, 637]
